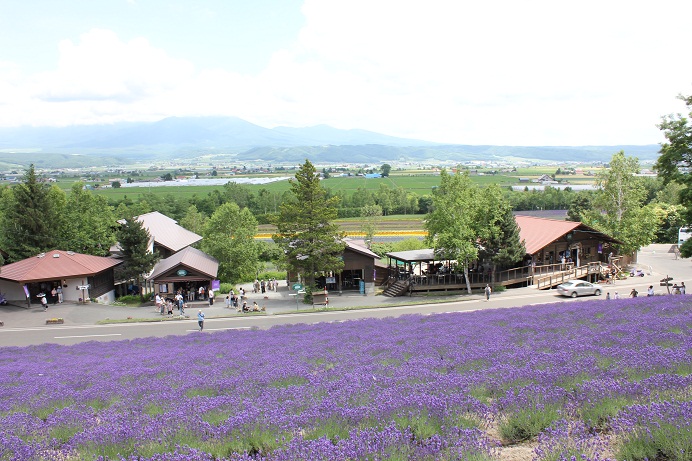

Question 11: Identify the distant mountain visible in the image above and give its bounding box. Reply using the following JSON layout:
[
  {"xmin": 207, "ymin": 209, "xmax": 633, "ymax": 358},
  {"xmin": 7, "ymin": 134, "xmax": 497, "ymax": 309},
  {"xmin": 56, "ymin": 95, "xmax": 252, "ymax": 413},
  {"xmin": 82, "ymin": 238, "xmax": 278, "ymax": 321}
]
[{"xmin": 0, "ymin": 116, "xmax": 661, "ymax": 168}]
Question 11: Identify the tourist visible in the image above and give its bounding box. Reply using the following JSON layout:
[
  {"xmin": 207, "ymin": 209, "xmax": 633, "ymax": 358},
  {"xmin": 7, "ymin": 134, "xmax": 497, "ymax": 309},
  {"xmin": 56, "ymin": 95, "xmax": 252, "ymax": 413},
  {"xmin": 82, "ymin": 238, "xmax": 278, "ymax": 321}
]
[
  {"xmin": 484, "ymin": 284, "xmax": 491, "ymax": 301},
  {"xmin": 155, "ymin": 293, "xmax": 163, "ymax": 315},
  {"xmin": 197, "ymin": 310, "xmax": 205, "ymax": 331}
]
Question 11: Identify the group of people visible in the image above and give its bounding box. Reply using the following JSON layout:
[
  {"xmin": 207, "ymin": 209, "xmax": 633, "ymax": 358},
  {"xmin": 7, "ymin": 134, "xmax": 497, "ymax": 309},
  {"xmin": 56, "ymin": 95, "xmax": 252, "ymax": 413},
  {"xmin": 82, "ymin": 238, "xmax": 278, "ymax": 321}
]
[
  {"xmin": 605, "ymin": 281, "xmax": 685, "ymax": 299},
  {"xmin": 222, "ymin": 287, "xmax": 265, "ymax": 312},
  {"xmin": 253, "ymin": 278, "xmax": 279, "ymax": 294},
  {"xmin": 155, "ymin": 289, "xmax": 188, "ymax": 316}
]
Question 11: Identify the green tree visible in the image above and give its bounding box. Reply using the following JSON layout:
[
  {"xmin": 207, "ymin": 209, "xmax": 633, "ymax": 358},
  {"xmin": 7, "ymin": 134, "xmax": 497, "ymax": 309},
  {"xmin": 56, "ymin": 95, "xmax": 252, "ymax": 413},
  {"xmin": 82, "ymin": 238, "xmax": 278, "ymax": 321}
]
[
  {"xmin": 425, "ymin": 170, "xmax": 484, "ymax": 293},
  {"xmin": 273, "ymin": 159, "xmax": 345, "ymax": 288},
  {"xmin": 116, "ymin": 217, "xmax": 160, "ymax": 302},
  {"xmin": 179, "ymin": 205, "xmax": 207, "ymax": 239},
  {"xmin": 0, "ymin": 164, "xmax": 64, "ymax": 262},
  {"xmin": 583, "ymin": 151, "xmax": 659, "ymax": 255},
  {"xmin": 567, "ymin": 191, "xmax": 593, "ymax": 222},
  {"xmin": 656, "ymin": 93, "xmax": 692, "ymax": 224},
  {"xmin": 360, "ymin": 204, "xmax": 383, "ymax": 248},
  {"xmin": 381, "ymin": 163, "xmax": 392, "ymax": 177},
  {"xmin": 201, "ymin": 202, "xmax": 260, "ymax": 283},
  {"xmin": 478, "ymin": 187, "xmax": 526, "ymax": 273},
  {"xmin": 59, "ymin": 183, "xmax": 117, "ymax": 256}
]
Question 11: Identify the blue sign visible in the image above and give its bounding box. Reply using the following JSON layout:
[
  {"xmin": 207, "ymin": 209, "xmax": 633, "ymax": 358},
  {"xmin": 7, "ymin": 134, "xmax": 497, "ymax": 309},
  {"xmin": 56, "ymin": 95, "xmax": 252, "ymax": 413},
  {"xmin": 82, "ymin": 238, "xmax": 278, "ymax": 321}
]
[{"xmin": 359, "ymin": 280, "xmax": 365, "ymax": 294}]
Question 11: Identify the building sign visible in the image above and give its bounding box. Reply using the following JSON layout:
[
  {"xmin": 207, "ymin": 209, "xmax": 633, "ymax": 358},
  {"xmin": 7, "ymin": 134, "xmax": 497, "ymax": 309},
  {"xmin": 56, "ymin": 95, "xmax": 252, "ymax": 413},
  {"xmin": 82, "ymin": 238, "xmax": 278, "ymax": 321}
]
[
  {"xmin": 212, "ymin": 279, "xmax": 220, "ymax": 290},
  {"xmin": 177, "ymin": 269, "xmax": 188, "ymax": 276}
]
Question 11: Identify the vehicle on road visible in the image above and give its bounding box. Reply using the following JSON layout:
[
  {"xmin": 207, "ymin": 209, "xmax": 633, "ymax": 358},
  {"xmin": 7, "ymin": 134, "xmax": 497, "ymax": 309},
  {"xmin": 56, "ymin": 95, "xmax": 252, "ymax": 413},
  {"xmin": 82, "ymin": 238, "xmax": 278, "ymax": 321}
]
[{"xmin": 556, "ymin": 280, "xmax": 603, "ymax": 298}]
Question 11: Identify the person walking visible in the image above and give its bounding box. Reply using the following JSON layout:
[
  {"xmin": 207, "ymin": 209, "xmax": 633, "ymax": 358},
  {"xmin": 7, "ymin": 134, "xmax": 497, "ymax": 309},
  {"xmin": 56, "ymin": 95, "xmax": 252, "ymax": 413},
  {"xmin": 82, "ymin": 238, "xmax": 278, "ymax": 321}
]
[
  {"xmin": 56, "ymin": 285, "xmax": 63, "ymax": 303},
  {"xmin": 175, "ymin": 291, "xmax": 184, "ymax": 315},
  {"xmin": 208, "ymin": 288, "xmax": 215, "ymax": 306},
  {"xmin": 51, "ymin": 287, "xmax": 58, "ymax": 304},
  {"xmin": 155, "ymin": 293, "xmax": 163, "ymax": 315},
  {"xmin": 484, "ymin": 284, "xmax": 492, "ymax": 301},
  {"xmin": 198, "ymin": 286, "xmax": 205, "ymax": 301},
  {"xmin": 197, "ymin": 310, "xmax": 205, "ymax": 331},
  {"xmin": 630, "ymin": 288, "xmax": 638, "ymax": 298},
  {"xmin": 40, "ymin": 293, "xmax": 48, "ymax": 311},
  {"xmin": 681, "ymin": 282, "xmax": 686, "ymax": 294}
]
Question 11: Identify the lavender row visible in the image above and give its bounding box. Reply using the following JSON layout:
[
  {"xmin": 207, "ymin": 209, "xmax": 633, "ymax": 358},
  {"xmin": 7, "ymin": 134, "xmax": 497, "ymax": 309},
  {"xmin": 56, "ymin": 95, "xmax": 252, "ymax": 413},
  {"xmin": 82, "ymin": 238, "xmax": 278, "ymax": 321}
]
[{"xmin": 1, "ymin": 296, "xmax": 690, "ymax": 460}]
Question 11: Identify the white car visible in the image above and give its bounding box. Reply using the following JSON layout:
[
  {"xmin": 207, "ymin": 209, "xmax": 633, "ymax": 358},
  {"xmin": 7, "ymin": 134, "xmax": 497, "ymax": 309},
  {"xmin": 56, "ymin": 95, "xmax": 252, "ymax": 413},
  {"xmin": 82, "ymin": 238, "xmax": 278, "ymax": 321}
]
[{"xmin": 556, "ymin": 280, "xmax": 603, "ymax": 298}]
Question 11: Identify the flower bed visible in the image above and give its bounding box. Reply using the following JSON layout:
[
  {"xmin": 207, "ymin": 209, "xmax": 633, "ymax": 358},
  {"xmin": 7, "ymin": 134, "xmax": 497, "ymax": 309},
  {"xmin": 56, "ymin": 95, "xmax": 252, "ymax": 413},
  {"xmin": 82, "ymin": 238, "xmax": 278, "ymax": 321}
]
[
  {"xmin": 45, "ymin": 317, "xmax": 64, "ymax": 324},
  {"xmin": 0, "ymin": 296, "xmax": 690, "ymax": 460}
]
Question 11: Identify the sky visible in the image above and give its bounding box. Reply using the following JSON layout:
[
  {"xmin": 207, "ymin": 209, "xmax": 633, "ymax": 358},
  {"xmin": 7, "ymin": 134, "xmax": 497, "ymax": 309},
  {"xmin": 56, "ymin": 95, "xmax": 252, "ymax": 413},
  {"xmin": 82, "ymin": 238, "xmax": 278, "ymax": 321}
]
[{"xmin": 1, "ymin": 0, "xmax": 691, "ymax": 146}]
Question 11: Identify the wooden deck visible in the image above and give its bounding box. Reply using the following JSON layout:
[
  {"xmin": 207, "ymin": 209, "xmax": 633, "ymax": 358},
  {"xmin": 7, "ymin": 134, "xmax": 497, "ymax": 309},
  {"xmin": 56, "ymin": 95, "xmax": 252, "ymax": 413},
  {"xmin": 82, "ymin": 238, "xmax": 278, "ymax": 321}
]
[{"xmin": 391, "ymin": 261, "xmax": 611, "ymax": 295}]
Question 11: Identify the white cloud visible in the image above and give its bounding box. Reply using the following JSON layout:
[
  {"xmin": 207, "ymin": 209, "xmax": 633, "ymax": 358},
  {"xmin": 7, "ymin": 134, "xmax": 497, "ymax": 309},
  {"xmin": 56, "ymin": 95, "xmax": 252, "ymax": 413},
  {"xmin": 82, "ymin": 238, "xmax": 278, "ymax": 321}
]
[{"xmin": 1, "ymin": 1, "xmax": 692, "ymax": 145}]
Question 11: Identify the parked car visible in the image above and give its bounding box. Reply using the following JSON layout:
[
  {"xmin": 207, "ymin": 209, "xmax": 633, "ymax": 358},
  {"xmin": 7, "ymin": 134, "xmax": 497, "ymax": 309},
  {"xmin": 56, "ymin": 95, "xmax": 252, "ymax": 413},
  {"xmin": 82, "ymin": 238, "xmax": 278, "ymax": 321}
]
[{"xmin": 556, "ymin": 280, "xmax": 603, "ymax": 298}]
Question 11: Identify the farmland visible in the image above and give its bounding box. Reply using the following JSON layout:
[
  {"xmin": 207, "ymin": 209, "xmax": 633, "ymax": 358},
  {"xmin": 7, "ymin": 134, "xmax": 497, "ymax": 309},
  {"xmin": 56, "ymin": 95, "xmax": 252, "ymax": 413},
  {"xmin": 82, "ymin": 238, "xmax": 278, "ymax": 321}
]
[
  {"xmin": 1, "ymin": 296, "xmax": 690, "ymax": 460},
  {"xmin": 51, "ymin": 166, "xmax": 601, "ymax": 203}
]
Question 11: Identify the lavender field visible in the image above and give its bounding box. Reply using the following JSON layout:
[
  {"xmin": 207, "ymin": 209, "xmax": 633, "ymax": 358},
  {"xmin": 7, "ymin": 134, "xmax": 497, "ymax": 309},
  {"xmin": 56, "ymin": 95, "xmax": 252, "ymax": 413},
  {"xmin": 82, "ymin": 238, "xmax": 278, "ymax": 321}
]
[{"xmin": 1, "ymin": 296, "xmax": 691, "ymax": 461}]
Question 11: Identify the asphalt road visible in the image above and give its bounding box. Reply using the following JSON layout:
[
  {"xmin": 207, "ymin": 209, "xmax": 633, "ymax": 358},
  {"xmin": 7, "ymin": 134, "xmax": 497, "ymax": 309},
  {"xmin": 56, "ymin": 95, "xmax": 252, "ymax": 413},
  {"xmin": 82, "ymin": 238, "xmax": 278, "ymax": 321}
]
[{"xmin": 0, "ymin": 244, "xmax": 687, "ymax": 348}]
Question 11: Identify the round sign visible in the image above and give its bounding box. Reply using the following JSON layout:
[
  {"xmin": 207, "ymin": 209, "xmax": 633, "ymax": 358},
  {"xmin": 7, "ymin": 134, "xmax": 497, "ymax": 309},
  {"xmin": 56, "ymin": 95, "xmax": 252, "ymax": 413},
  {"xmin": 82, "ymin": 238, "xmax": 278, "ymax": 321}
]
[
  {"xmin": 177, "ymin": 269, "xmax": 188, "ymax": 276},
  {"xmin": 292, "ymin": 283, "xmax": 303, "ymax": 291}
]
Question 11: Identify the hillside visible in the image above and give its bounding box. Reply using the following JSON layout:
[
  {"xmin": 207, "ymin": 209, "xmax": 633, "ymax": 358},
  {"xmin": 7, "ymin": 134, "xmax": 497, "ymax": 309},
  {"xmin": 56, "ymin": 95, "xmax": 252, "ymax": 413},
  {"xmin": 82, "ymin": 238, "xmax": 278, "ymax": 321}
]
[{"xmin": 0, "ymin": 116, "xmax": 660, "ymax": 168}]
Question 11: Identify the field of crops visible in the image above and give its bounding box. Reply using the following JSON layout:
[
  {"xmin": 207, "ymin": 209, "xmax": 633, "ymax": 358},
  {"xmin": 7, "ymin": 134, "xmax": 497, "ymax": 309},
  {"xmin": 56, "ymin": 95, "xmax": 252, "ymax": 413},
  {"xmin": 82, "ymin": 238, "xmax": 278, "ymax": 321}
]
[
  {"xmin": 76, "ymin": 169, "xmax": 596, "ymax": 202},
  {"xmin": 2, "ymin": 296, "xmax": 689, "ymax": 461}
]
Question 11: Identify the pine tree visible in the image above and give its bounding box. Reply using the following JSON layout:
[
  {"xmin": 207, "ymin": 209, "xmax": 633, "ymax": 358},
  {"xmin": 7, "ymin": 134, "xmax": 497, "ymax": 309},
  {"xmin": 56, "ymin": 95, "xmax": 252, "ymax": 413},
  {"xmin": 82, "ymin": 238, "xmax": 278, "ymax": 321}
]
[
  {"xmin": 273, "ymin": 160, "xmax": 345, "ymax": 288},
  {"xmin": 479, "ymin": 203, "xmax": 526, "ymax": 273},
  {"xmin": 0, "ymin": 164, "xmax": 63, "ymax": 262},
  {"xmin": 116, "ymin": 217, "xmax": 160, "ymax": 302}
]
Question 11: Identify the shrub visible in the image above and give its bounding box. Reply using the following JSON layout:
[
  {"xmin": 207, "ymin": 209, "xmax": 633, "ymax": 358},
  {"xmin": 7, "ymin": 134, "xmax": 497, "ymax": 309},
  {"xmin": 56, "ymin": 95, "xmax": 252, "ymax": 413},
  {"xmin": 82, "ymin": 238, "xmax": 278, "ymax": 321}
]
[{"xmin": 115, "ymin": 295, "xmax": 144, "ymax": 305}]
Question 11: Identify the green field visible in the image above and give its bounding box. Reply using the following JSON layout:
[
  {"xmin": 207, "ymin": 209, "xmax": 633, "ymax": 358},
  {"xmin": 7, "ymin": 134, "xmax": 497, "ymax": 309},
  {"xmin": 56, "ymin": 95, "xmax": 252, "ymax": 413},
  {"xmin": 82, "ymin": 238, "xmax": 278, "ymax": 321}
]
[{"xmin": 52, "ymin": 167, "xmax": 597, "ymax": 202}]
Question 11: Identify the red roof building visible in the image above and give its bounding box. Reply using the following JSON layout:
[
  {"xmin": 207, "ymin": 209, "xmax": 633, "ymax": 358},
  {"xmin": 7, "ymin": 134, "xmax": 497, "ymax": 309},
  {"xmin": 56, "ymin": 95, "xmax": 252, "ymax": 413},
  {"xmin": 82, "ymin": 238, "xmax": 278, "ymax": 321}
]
[{"xmin": 0, "ymin": 250, "xmax": 122, "ymax": 305}]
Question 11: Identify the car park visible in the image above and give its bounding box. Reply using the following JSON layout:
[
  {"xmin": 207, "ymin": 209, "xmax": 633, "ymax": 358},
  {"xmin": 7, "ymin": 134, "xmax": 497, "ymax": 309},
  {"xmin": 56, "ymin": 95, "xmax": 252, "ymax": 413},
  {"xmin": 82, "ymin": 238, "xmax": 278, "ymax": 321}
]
[{"xmin": 556, "ymin": 280, "xmax": 603, "ymax": 298}]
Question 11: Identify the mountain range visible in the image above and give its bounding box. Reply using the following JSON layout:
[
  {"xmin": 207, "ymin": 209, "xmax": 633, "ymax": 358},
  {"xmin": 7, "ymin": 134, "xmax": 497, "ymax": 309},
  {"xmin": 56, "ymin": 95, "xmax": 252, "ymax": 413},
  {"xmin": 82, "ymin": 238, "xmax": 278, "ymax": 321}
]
[{"xmin": 0, "ymin": 116, "xmax": 660, "ymax": 168}]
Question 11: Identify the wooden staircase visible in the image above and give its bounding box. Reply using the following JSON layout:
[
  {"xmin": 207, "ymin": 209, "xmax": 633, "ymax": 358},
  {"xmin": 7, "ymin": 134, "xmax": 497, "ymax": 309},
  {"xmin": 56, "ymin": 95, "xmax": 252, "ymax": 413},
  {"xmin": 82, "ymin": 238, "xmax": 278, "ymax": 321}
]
[{"xmin": 383, "ymin": 279, "xmax": 409, "ymax": 297}]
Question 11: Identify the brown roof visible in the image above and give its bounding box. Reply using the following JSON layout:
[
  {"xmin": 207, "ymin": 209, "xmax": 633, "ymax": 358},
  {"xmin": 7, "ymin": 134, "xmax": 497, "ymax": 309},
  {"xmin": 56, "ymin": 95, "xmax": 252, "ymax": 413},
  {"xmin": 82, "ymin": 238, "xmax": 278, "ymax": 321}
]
[
  {"xmin": 515, "ymin": 215, "xmax": 582, "ymax": 255},
  {"xmin": 344, "ymin": 239, "xmax": 379, "ymax": 259},
  {"xmin": 387, "ymin": 216, "xmax": 618, "ymax": 262},
  {"xmin": 0, "ymin": 250, "xmax": 122, "ymax": 283},
  {"xmin": 148, "ymin": 246, "xmax": 219, "ymax": 280},
  {"xmin": 125, "ymin": 211, "xmax": 202, "ymax": 253}
]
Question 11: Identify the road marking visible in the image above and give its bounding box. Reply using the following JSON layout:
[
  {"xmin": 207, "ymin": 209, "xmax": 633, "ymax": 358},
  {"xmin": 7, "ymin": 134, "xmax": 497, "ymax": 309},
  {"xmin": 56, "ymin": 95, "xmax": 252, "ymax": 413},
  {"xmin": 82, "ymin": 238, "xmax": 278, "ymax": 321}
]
[{"xmin": 54, "ymin": 333, "xmax": 122, "ymax": 339}]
